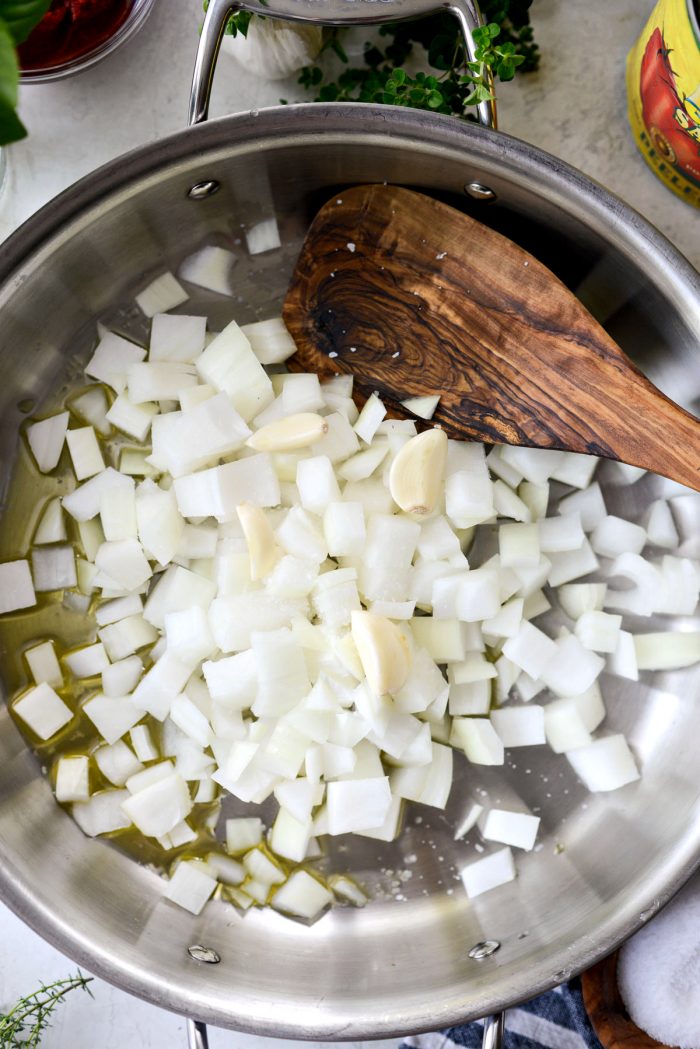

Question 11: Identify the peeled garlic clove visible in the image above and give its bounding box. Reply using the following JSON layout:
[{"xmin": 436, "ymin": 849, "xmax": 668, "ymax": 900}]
[
  {"xmin": 236, "ymin": 503, "xmax": 280, "ymax": 580},
  {"xmin": 389, "ymin": 427, "xmax": 448, "ymax": 514},
  {"xmin": 351, "ymin": 610, "xmax": 412, "ymax": 696},
  {"xmin": 247, "ymin": 413, "xmax": 328, "ymax": 452}
]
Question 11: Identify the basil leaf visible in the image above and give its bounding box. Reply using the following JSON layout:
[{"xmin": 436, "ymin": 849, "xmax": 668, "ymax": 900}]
[
  {"xmin": 0, "ymin": 0, "xmax": 52, "ymax": 46},
  {"xmin": 0, "ymin": 18, "xmax": 26, "ymax": 144}
]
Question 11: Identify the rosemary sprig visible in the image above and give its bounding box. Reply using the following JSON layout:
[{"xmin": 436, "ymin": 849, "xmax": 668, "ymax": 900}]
[{"xmin": 0, "ymin": 972, "xmax": 93, "ymax": 1048}]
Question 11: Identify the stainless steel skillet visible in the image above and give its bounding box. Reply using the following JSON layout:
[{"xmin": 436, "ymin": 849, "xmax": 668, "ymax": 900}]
[{"xmin": 0, "ymin": 1, "xmax": 700, "ymax": 1046}]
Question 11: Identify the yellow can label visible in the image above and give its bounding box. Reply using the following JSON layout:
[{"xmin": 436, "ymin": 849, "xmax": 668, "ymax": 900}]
[{"xmin": 627, "ymin": 0, "xmax": 700, "ymax": 207}]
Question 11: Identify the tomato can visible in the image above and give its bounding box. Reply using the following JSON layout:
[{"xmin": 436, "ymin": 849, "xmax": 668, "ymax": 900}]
[{"xmin": 627, "ymin": 0, "xmax": 700, "ymax": 207}]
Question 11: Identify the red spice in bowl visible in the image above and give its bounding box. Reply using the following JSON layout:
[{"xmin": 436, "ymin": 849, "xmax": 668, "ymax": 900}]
[{"xmin": 18, "ymin": 0, "xmax": 153, "ymax": 79}]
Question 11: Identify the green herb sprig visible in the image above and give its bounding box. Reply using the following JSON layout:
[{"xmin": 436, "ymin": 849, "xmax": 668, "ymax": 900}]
[
  {"xmin": 298, "ymin": 0, "xmax": 538, "ymax": 117},
  {"xmin": 0, "ymin": 972, "xmax": 93, "ymax": 1048}
]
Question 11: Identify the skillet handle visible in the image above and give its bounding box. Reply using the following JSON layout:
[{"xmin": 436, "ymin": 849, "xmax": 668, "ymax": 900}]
[
  {"xmin": 189, "ymin": 0, "xmax": 496, "ymax": 128},
  {"xmin": 482, "ymin": 1012, "xmax": 505, "ymax": 1048},
  {"xmin": 185, "ymin": 1014, "xmax": 503, "ymax": 1046},
  {"xmin": 187, "ymin": 1019, "xmax": 209, "ymax": 1049}
]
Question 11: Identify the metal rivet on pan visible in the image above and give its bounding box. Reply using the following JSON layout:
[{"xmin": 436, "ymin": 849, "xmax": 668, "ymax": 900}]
[
  {"xmin": 464, "ymin": 182, "xmax": 497, "ymax": 202},
  {"xmin": 468, "ymin": 940, "xmax": 501, "ymax": 960},
  {"xmin": 188, "ymin": 944, "xmax": 221, "ymax": 964},
  {"xmin": 187, "ymin": 180, "xmax": 221, "ymax": 200}
]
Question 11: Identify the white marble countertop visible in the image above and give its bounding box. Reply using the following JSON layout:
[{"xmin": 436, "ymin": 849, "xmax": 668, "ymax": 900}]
[{"xmin": 0, "ymin": 1, "xmax": 698, "ymax": 1047}]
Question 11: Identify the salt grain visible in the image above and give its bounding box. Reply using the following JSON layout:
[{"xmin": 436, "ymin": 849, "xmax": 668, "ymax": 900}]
[{"xmin": 618, "ymin": 874, "xmax": 700, "ymax": 1049}]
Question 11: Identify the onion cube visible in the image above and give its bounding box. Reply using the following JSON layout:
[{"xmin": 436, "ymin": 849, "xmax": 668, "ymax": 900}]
[
  {"xmin": 206, "ymin": 852, "xmax": 245, "ymax": 885},
  {"xmin": 14, "ymin": 683, "xmax": 73, "ymax": 740},
  {"xmin": 152, "ymin": 394, "xmax": 251, "ymax": 478},
  {"xmin": 150, "ymin": 313, "xmax": 207, "ymax": 362},
  {"xmin": 575, "ymin": 610, "xmax": 622, "ymax": 653},
  {"xmin": 165, "ymin": 606, "xmax": 215, "ymax": 667},
  {"xmin": 643, "ymin": 499, "xmax": 678, "ymax": 549},
  {"xmin": 180, "ymin": 246, "xmax": 236, "ymax": 296},
  {"xmin": 170, "ymin": 693, "xmax": 212, "ymax": 748},
  {"xmin": 501, "ymin": 446, "xmax": 563, "ymax": 485},
  {"xmin": 195, "ymin": 321, "xmax": 273, "ymax": 421},
  {"xmin": 95, "ymin": 539, "xmax": 151, "ymax": 592},
  {"xmin": 451, "ymin": 719, "xmax": 504, "ymax": 765},
  {"xmin": 0, "ymin": 560, "xmax": 36, "ymax": 614},
  {"xmin": 538, "ymin": 513, "xmax": 585, "ymax": 553},
  {"xmin": 445, "ymin": 470, "xmax": 494, "ymax": 527},
  {"xmin": 326, "ymin": 777, "xmax": 392, "ymax": 834},
  {"xmin": 209, "ymin": 592, "xmax": 307, "ymax": 652},
  {"xmin": 246, "ymin": 217, "xmax": 281, "ymax": 256},
  {"xmin": 491, "ymin": 706, "xmax": 545, "ymax": 747},
  {"xmin": 499, "ymin": 523, "xmax": 540, "ymax": 569},
  {"xmin": 100, "ymin": 485, "xmax": 138, "ymax": 542},
  {"xmin": 243, "ymin": 849, "xmax": 285, "ymax": 887},
  {"xmin": 544, "ymin": 695, "xmax": 597, "ymax": 753},
  {"xmin": 280, "ymin": 373, "xmax": 324, "ymax": 413},
  {"xmin": 83, "ymin": 694, "xmax": 142, "ymax": 744},
  {"xmin": 390, "ymin": 742, "xmax": 453, "ymax": 807},
  {"xmin": 241, "ymin": 318, "xmax": 297, "ymax": 365},
  {"xmin": 274, "ymin": 779, "xmax": 323, "ymax": 824},
  {"xmin": 31, "ymin": 545, "xmax": 76, "ymax": 593},
  {"xmin": 482, "ymin": 597, "xmax": 523, "ymax": 640},
  {"xmin": 64, "ymin": 642, "xmax": 110, "ymax": 678},
  {"xmin": 174, "ymin": 455, "xmax": 280, "ymax": 521},
  {"xmin": 567, "ymin": 734, "xmax": 640, "ymax": 792},
  {"xmin": 121, "ymin": 771, "xmax": 192, "ymax": 837},
  {"xmin": 503, "ymin": 622, "xmax": 557, "ymax": 679},
  {"xmin": 105, "ymin": 396, "xmax": 158, "ymax": 442},
  {"xmin": 338, "ymin": 445, "xmax": 389, "ymax": 483},
  {"xmin": 270, "ymin": 808, "xmax": 312, "ymax": 863},
  {"xmin": 354, "ymin": 393, "xmax": 387, "ymax": 444},
  {"xmin": 63, "ymin": 467, "xmax": 134, "ymax": 523},
  {"xmin": 203, "ymin": 650, "xmax": 257, "ymax": 708},
  {"xmin": 272, "ymin": 870, "xmax": 332, "ymax": 922},
  {"xmin": 550, "ymin": 451, "xmax": 598, "ymax": 489},
  {"xmin": 311, "ymin": 412, "xmax": 360, "ymax": 463},
  {"xmin": 55, "ymin": 755, "xmax": 90, "ymax": 802},
  {"xmin": 453, "ymin": 568, "xmax": 500, "ymax": 622},
  {"xmin": 634, "ymin": 631, "xmax": 700, "ymax": 671},
  {"xmin": 130, "ymin": 723, "xmax": 159, "ymax": 762},
  {"xmin": 226, "ymin": 817, "xmax": 263, "ymax": 854},
  {"xmin": 94, "ymin": 740, "xmax": 144, "ymax": 786},
  {"xmin": 481, "ymin": 809, "xmax": 540, "ymax": 851},
  {"xmin": 460, "ymin": 846, "xmax": 516, "ymax": 898},
  {"xmin": 136, "ymin": 273, "xmax": 188, "ymax": 316},
  {"xmin": 26, "ymin": 412, "xmax": 69, "ymax": 473},
  {"xmin": 143, "ymin": 565, "xmax": 216, "ymax": 629},
  {"xmin": 164, "ymin": 860, "xmax": 217, "ymax": 915},
  {"xmin": 85, "ymin": 333, "xmax": 146, "ymax": 394},
  {"xmin": 591, "ymin": 515, "xmax": 646, "ymax": 558},
  {"xmin": 321, "ymin": 502, "xmax": 365, "ymax": 559},
  {"xmin": 99, "ymin": 614, "xmax": 158, "ymax": 661},
  {"xmin": 454, "ymin": 802, "xmax": 484, "ymax": 840},
  {"xmin": 73, "ymin": 789, "xmax": 132, "ymax": 836},
  {"xmin": 448, "ymin": 680, "xmax": 491, "ymax": 716},
  {"xmin": 296, "ymin": 456, "xmax": 340, "ymax": 514},
  {"xmin": 34, "ymin": 498, "xmax": 67, "ymax": 545},
  {"xmin": 25, "ymin": 641, "xmax": 63, "ymax": 688},
  {"xmin": 607, "ymin": 630, "xmax": 639, "ymax": 681},
  {"xmin": 547, "ymin": 540, "xmax": 599, "ymax": 587},
  {"xmin": 252, "ymin": 628, "xmax": 310, "ymax": 717},
  {"xmin": 132, "ymin": 652, "xmax": 192, "ymax": 720},
  {"xmin": 558, "ymin": 583, "xmax": 606, "ymax": 620},
  {"xmin": 541, "ymin": 635, "xmax": 604, "ymax": 697},
  {"xmin": 558, "ymin": 482, "xmax": 607, "ymax": 532},
  {"xmin": 66, "ymin": 426, "xmax": 105, "ymax": 480},
  {"xmin": 410, "ymin": 618, "xmax": 465, "ymax": 662}
]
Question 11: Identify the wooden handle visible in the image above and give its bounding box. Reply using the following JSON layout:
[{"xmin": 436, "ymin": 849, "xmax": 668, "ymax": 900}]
[
  {"xmin": 581, "ymin": 953, "xmax": 674, "ymax": 1049},
  {"xmin": 284, "ymin": 186, "xmax": 700, "ymax": 491}
]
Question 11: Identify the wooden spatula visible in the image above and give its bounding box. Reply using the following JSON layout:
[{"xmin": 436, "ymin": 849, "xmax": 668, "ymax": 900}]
[{"xmin": 283, "ymin": 184, "xmax": 700, "ymax": 491}]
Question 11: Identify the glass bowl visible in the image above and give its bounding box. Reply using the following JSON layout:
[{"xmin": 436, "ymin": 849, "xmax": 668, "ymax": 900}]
[{"xmin": 19, "ymin": 0, "xmax": 157, "ymax": 84}]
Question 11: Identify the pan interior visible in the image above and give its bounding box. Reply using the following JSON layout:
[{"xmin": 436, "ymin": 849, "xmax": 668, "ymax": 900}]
[{"xmin": 0, "ymin": 108, "xmax": 699, "ymax": 1038}]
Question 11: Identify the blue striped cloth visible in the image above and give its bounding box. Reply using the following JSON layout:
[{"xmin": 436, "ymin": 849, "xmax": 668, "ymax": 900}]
[{"xmin": 401, "ymin": 981, "xmax": 603, "ymax": 1049}]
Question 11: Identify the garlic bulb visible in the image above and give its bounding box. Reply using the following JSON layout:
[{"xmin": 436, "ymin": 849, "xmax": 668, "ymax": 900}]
[{"xmin": 222, "ymin": 17, "xmax": 323, "ymax": 80}]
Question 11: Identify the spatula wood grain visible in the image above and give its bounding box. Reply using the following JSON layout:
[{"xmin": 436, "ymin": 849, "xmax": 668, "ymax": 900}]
[{"xmin": 283, "ymin": 184, "xmax": 700, "ymax": 491}]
